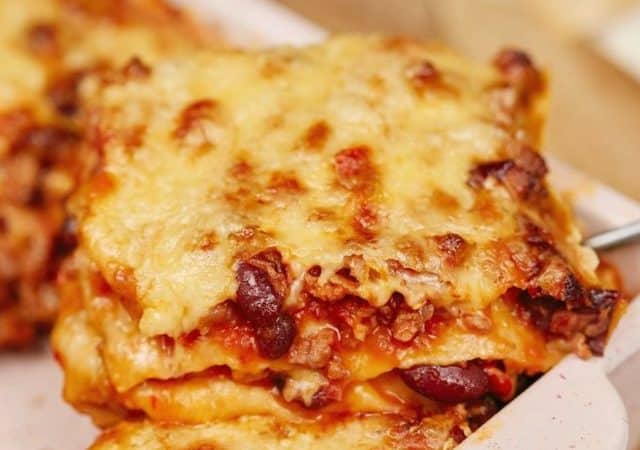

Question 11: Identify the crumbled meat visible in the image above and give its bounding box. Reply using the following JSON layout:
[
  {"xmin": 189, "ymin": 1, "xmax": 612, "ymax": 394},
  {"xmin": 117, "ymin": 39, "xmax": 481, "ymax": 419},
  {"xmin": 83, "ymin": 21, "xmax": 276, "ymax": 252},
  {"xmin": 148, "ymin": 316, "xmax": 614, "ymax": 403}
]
[
  {"xmin": 467, "ymin": 160, "xmax": 514, "ymax": 190},
  {"xmin": 377, "ymin": 292, "xmax": 404, "ymax": 326},
  {"xmin": 549, "ymin": 310, "xmax": 597, "ymax": 338},
  {"xmin": 326, "ymin": 355, "xmax": 350, "ymax": 380},
  {"xmin": 587, "ymin": 288, "xmax": 619, "ymax": 309},
  {"xmin": 307, "ymin": 383, "xmax": 342, "ymax": 409},
  {"xmin": 493, "ymin": 48, "xmax": 542, "ymax": 95},
  {"xmin": 461, "ymin": 311, "xmax": 493, "ymax": 333},
  {"xmin": 468, "ymin": 144, "xmax": 547, "ymax": 200},
  {"xmin": 534, "ymin": 262, "xmax": 583, "ymax": 306},
  {"xmin": 288, "ymin": 326, "xmax": 337, "ymax": 369},
  {"xmin": 435, "ymin": 233, "xmax": 468, "ymax": 266},
  {"xmin": 406, "ymin": 59, "xmax": 441, "ymax": 94},
  {"xmin": 466, "ymin": 395, "xmax": 500, "ymax": 431},
  {"xmin": 391, "ymin": 304, "xmax": 434, "ymax": 342},
  {"xmin": 327, "ymin": 296, "xmax": 376, "ymax": 342},
  {"xmin": 281, "ymin": 369, "xmax": 330, "ymax": 407}
]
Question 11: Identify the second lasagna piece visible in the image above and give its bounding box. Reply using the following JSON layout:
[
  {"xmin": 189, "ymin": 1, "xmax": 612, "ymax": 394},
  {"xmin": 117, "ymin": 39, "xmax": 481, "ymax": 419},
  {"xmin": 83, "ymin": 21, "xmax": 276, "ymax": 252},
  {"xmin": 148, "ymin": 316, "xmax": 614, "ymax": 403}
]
[
  {"xmin": 54, "ymin": 35, "xmax": 623, "ymax": 449},
  {"xmin": 0, "ymin": 0, "xmax": 220, "ymax": 349}
]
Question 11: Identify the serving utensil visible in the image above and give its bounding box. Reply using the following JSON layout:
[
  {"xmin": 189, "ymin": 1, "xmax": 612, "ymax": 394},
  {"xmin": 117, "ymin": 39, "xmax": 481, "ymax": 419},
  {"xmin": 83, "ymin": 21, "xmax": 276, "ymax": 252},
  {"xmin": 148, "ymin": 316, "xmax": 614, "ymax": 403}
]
[{"xmin": 584, "ymin": 220, "xmax": 640, "ymax": 251}]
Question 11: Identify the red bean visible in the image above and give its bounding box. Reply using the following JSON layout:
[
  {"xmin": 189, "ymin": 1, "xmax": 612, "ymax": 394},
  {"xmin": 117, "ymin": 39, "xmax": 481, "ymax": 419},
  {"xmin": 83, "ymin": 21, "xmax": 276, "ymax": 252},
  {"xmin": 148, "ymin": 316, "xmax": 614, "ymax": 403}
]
[
  {"xmin": 400, "ymin": 363, "xmax": 489, "ymax": 403},
  {"xmin": 236, "ymin": 261, "xmax": 282, "ymax": 326},
  {"xmin": 255, "ymin": 313, "xmax": 296, "ymax": 359}
]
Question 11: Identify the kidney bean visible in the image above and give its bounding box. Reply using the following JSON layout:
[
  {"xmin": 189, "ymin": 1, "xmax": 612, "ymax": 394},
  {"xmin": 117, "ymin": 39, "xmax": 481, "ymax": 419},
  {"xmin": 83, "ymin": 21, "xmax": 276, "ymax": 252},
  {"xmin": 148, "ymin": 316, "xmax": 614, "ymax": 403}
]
[
  {"xmin": 255, "ymin": 313, "xmax": 296, "ymax": 359},
  {"xmin": 400, "ymin": 363, "xmax": 489, "ymax": 403},
  {"xmin": 236, "ymin": 261, "xmax": 282, "ymax": 326}
]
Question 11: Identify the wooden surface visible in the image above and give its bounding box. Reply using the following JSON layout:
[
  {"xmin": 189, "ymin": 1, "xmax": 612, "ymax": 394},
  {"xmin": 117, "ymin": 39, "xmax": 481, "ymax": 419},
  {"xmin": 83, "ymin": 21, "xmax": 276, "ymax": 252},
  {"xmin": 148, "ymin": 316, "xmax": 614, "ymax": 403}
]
[{"xmin": 277, "ymin": 0, "xmax": 640, "ymax": 202}]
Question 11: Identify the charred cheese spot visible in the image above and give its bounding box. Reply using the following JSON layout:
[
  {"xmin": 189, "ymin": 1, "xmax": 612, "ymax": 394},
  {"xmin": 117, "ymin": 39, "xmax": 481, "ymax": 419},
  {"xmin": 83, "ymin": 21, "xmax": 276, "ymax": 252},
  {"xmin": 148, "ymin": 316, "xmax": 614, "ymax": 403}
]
[
  {"xmin": 47, "ymin": 70, "xmax": 86, "ymax": 116},
  {"xmin": 267, "ymin": 171, "xmax": 305, "ymax": 195},
  {"xmin": 406, "ymin": 59, "xmax": 440, "ymax": 94},
  {"xmin": 197, "ymin": 231, "xmax": 218, "ymax": 251},
  {"xmin": 121, "ymin": 57, "xmax": 151, "ymax": 80},
  {"xmin": 155, "ymin": 334, "xmax": 176, "ymax": 355},
  {"xmin": 435, "ymin": 233, "xmax": 468, "ymax": 266},
  {"xmin": 333, "ymin": 146, "xmax": 376, "ymax": 193},
  {"xmin": 87, "ymin": 170, "xmax": 116, "ymax": 200},
  {"xmin": 25, "ymin": 22, "xmax": 59, "ymax": 58},
  {"xmin": 303, "ymin": 120, "xmax": 330, "ymax": 150},
  {"xmin": 120, "ymin": 125, "xmax": 146, "ymax": 152},
  {"xmin": 352, "ymin": 201, "xmax": 378, "ymax": 242},
  {"xmin": 429, "ymin": 189, "xmax": 460, "ymax": 213},
  {"xmin": 173, "ymin": 99, "xmax": 219, "ymax": 147},
  {"xmin": 308, "ymin": 208, "xmax": 336, "ymax": 222},
  {"xmin": 229, "ymin": 159, "xmax": 253, "ymax": 179}
]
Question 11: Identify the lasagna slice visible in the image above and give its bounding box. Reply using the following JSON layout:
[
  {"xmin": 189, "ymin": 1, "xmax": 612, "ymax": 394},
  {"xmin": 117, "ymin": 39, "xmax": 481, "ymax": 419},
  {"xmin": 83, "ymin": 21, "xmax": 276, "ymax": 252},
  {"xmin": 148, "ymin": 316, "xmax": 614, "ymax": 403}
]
[
  {"xmin": 53, "ymin": 35, "xmax": 624, "ymax": 449},
  {"xmin": 0, "ymin": 0, "xmax": 219, "ymax": 349}
]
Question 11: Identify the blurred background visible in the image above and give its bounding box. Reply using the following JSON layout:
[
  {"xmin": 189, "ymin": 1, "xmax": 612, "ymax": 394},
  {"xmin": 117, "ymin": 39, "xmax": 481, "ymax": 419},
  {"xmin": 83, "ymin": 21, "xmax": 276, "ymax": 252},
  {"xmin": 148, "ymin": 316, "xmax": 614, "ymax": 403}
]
[{"xmin": 277, "ymin": 0, "xmax": 640, "ymax": 202}]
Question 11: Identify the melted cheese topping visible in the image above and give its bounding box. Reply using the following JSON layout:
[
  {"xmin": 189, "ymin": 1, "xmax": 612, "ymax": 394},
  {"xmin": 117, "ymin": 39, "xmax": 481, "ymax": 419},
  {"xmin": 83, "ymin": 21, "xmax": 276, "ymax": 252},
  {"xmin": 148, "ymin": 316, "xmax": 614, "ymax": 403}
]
[{"xmin": 79, "ymin": 35, "xmax": 596, "ymax": 337}]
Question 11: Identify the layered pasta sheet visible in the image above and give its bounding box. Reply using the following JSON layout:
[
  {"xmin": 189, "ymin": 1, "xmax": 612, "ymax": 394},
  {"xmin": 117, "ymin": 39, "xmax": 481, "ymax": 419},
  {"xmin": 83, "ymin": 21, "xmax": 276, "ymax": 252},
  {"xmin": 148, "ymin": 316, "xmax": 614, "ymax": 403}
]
[{"xmin": 53, "ymin": 35, "xmax": 623, "ymax": 449}]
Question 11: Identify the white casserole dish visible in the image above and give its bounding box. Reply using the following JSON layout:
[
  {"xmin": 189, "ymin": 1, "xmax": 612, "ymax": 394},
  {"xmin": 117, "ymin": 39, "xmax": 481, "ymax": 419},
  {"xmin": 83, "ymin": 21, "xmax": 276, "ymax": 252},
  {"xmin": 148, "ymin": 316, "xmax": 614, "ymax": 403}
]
[{"xmin": 1, "ymin": 1, "xmax": 638, "ymax": 448}]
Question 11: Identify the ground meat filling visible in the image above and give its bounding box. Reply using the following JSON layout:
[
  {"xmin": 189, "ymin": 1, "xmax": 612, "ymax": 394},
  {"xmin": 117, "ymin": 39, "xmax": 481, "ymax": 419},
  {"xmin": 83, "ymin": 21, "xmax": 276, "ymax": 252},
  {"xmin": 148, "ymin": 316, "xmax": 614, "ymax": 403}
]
[
  {"xmin": 467, "ymin": 143, "xmax": 548, "ymax": 201},
  {"xmin": 514, "ymin": 286, "xmax": 619, "ymax": 356}
]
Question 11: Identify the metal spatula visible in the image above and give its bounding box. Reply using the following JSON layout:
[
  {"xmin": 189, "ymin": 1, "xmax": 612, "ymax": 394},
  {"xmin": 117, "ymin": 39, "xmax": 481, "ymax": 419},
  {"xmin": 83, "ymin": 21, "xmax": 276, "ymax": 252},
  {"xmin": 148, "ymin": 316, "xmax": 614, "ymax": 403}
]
[{"xmin": 584, "ymin": 220, "xmax": 640, "ymax": 251}]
